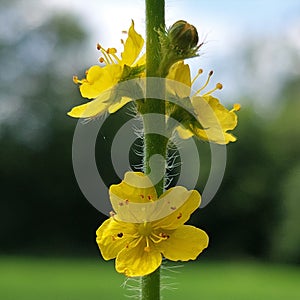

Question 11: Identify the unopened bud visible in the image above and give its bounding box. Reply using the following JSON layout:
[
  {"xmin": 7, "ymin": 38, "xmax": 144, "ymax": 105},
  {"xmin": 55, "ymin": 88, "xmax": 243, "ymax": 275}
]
[{"xmin": 168, "ymin": 20, "xmax": 199, "ymax": 51}]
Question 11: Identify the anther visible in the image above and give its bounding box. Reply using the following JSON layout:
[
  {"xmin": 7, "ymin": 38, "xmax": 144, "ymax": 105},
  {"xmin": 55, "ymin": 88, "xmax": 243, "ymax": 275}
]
[
  {"xmin": 72, "ymin": 76, "xmax": 79, "ymax": 84},
  {"xmin": 233, "ymin": 103, "xmax": 241, "ymax": 111},
  {"xmin": 193, "ymin": 70, "xmax": 214, "ymax": 96},
  {"xmin": 99, "ymin": 57, "xmax": 105, "ymax": 63},
  {"xmin": 191, "ymin": 68, "xmax": 204, "ymax": 85},
  {"xmin": 147, "ymin": 195, "xmax": 153, "ymax": 201},
  {"xmin": 144, "ymin": 237, "xmax": 151, "ymax": 252},
  {"xmin": 107, "ymin": 47, "xmax": 117, "ymax": 54},
  {"xmin": 216, "ymin": 83, "xmax": 223, "ymax": 90},
  {"xmin": 202, "ymin": 83, "xmax": 223, "ymax": 96},
  {"xmin": 96, "ymin": 43, "xmax": 102, "ymax": 50}
]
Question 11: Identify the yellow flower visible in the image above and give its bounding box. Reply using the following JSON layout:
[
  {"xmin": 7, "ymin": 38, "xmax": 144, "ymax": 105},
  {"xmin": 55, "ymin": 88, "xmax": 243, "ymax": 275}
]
[
  {"xmin": 96, "ymin": 172, "xmax": 208, "ymax": 277},
  {"xmin": 167, "ymin": 61, "xmax": 240, "ymax": 144},
  {"xmin": 68, "ymin": 20, "xmax": 145, "ymax": 119}
]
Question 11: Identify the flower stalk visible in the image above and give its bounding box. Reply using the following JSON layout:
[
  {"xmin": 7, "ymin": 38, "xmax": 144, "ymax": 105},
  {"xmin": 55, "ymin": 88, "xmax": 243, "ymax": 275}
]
[{"xmin": 141, "ymin": 0, "xmax": 165, "ymax": 299}]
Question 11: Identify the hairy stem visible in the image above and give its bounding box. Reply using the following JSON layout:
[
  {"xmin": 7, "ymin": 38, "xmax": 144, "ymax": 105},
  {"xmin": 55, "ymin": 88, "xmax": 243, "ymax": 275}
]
[{"xmin": 141, "ymin": 0, "xmax": 165, "ymax": 299}]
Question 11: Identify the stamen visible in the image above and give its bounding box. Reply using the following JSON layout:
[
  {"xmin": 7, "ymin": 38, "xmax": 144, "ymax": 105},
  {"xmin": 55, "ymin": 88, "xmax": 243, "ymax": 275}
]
[
  {"xmin": 111, "ymin": 53, "xmax": 121, "ymax": 63},
  {"xmin": 202, "ymin": 82, "xmax": 223, "ymax": 96},
  {"xmin": 96, "ymin": 43, "xmax": 102, "ymax": 51},
  {"xmin": 232, "ymin": 103, "xmax": 241, "ymax": 112},
  {"xmin": 107, "ymin": 48, "xmax": 117, "ymax": 54},
  {"xmin": 150, "ymin": 232, "xmax": 170, "ymax": 243},
  {"xmin": 73, "ymin": 76, "xmax": 79, "ymax": 84},
  {"xmin": 193, "ymin": 70, "xmax": 214, "ymax": 96},
  {"xmin": 191, "ymin": 68, "xmax": 203, "ymax": 85},
  {"xmin": 100, "ymin": 49, "xmax": 111, "ymax": 65},
  {"xmin": 129, "ymin": 236, "xmax": 143, "ymax": 248},
  {"xmin": 144, "ymin": 237, "xmax": 151, "ymax": 252}
]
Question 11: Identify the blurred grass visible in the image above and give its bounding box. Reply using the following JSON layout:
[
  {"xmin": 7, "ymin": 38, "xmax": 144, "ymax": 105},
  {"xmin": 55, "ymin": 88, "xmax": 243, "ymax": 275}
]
[{"xmin": 0, "ymin": 257, "xmax": 299, "ymax": 300}]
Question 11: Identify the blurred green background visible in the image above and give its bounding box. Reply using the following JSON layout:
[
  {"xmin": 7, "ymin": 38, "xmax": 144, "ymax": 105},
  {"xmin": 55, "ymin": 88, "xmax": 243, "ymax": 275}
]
[{"xmin": 0, "ymin": 0, "xmax": 300, "ymax": 299}]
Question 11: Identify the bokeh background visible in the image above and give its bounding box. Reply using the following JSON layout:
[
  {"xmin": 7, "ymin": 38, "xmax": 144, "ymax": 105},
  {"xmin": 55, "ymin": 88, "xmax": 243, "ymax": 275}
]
[{"xmin": 1, "ymin": 0, "xmax": 300, "ymax": 299}]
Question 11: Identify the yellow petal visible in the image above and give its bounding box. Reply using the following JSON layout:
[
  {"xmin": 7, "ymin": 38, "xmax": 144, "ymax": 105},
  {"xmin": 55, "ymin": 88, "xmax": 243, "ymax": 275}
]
[
  {"xmin": 167, "ymin": 61, "xmax": 191, "ymax": 98},
  {"xmin": 153, "ymin": 188, "xmax": 201, "ymax": 230},
  {"xmin": 108, "ymin": 97, "xmax": 132, "ymax": 114},
  {"xmin": 116, "ymin": 239, "xmax": 162, "ymax": 277},
  {"xmin": 96, "ymin": 218, "xmax": 137, "ymax": 260},
  {"xmin": 157, "ymin": 225, "xmax": 208, "ymax": 261},
  {"xmin": 191, "ymin": 95, "xmax": 238, "ymax": 144},
  {"xmin": 110, "ymin": 172, "xmax": 158, "ymax": 222},
  {"xmin": 134, "ymin": 53, "xmax": 146, "ymax": 66},
  {"xmin": 176, "ymin": 125, "xmax": 194, "ymax": 139},
  {"xmin": 67, "ymin": 91, "xmax": 110, "ymax": 118},
  {"xmin": 79, "ymin": 64, "xmax": 122, "ymax": 99},
  {"xmin": 121, "ymin": 20, "xmax": 144, "ymax": 66},
  {"xmin": 167, "ymin": 61, "xmax": 191, "ymax": 87},
  {"xmin": 110, "ymin": 172, "xmax": 157, "ymax": 204}
]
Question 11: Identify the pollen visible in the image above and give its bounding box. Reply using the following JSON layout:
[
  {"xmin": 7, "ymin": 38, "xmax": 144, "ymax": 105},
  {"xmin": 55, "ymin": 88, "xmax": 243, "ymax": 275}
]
[
  {"xmin": 147, "ymin": 195, "xmax": 153, "ymax": 201},
  {"xmin": 191, "ymin": 68, "xmax": 204, "ymax": 85},
  {"xmin": 72, "ymin": 76, "xmax": 79, "ymax": 84},
  {"xmin": 117, "ymin": 232, "xmax": 123, "ymax": 238},
  {"xmin": 159, "ymin": 232, "xmax": 170, "ymax": 239},
  {"xmin": 233, "ymin": 103, "xmax": 241, "ymax": 111},
  {"xmin": 177, "ymin": 212, "xmax": 183, "ymax": 219},
  {"xmin": 144, "ymin": 246, "xmax": 151, "ymax": 252},
  {"xmin": 216, "ymin": 83, "xmax": 223, "ymax": 90},
  {"xmin": 107, "ymin": 47, "xmax": 117, "ymax": 54}
]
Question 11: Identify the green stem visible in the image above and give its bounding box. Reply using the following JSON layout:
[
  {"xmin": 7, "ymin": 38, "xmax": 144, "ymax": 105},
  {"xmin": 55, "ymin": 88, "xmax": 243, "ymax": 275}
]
[
  {"xmin": 141, "ymin": 0, "xmax": 165, "ymax": 300},
  {"xmin": 143, "ymin": 0, "xmax": 166, "ymax": 193}
]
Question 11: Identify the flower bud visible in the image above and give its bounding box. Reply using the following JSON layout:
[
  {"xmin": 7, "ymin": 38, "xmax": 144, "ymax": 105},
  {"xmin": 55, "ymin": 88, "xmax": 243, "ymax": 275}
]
[{"xmin": 168, "ymin": 20, "xmax": 199, "ymax": 52}]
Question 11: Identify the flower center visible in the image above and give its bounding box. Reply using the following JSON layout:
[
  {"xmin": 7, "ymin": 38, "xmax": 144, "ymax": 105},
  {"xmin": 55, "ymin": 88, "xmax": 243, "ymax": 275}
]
[{"xmin": 138, "ymin": 222, "xmax": 153, "ymax": 237}]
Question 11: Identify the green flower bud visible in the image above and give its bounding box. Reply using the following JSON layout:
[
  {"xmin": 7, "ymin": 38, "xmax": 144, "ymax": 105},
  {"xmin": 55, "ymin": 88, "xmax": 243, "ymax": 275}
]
[{"xmin": 168, "ymin": 20, "xmax": 199, "ymax": 52}]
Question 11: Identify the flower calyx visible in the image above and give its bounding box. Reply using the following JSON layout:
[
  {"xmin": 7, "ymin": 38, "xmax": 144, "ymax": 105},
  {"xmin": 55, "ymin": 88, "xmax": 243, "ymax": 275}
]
[{"xmin": 158, "ymin": 20, "xmax": 202, "ymax": 76}]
